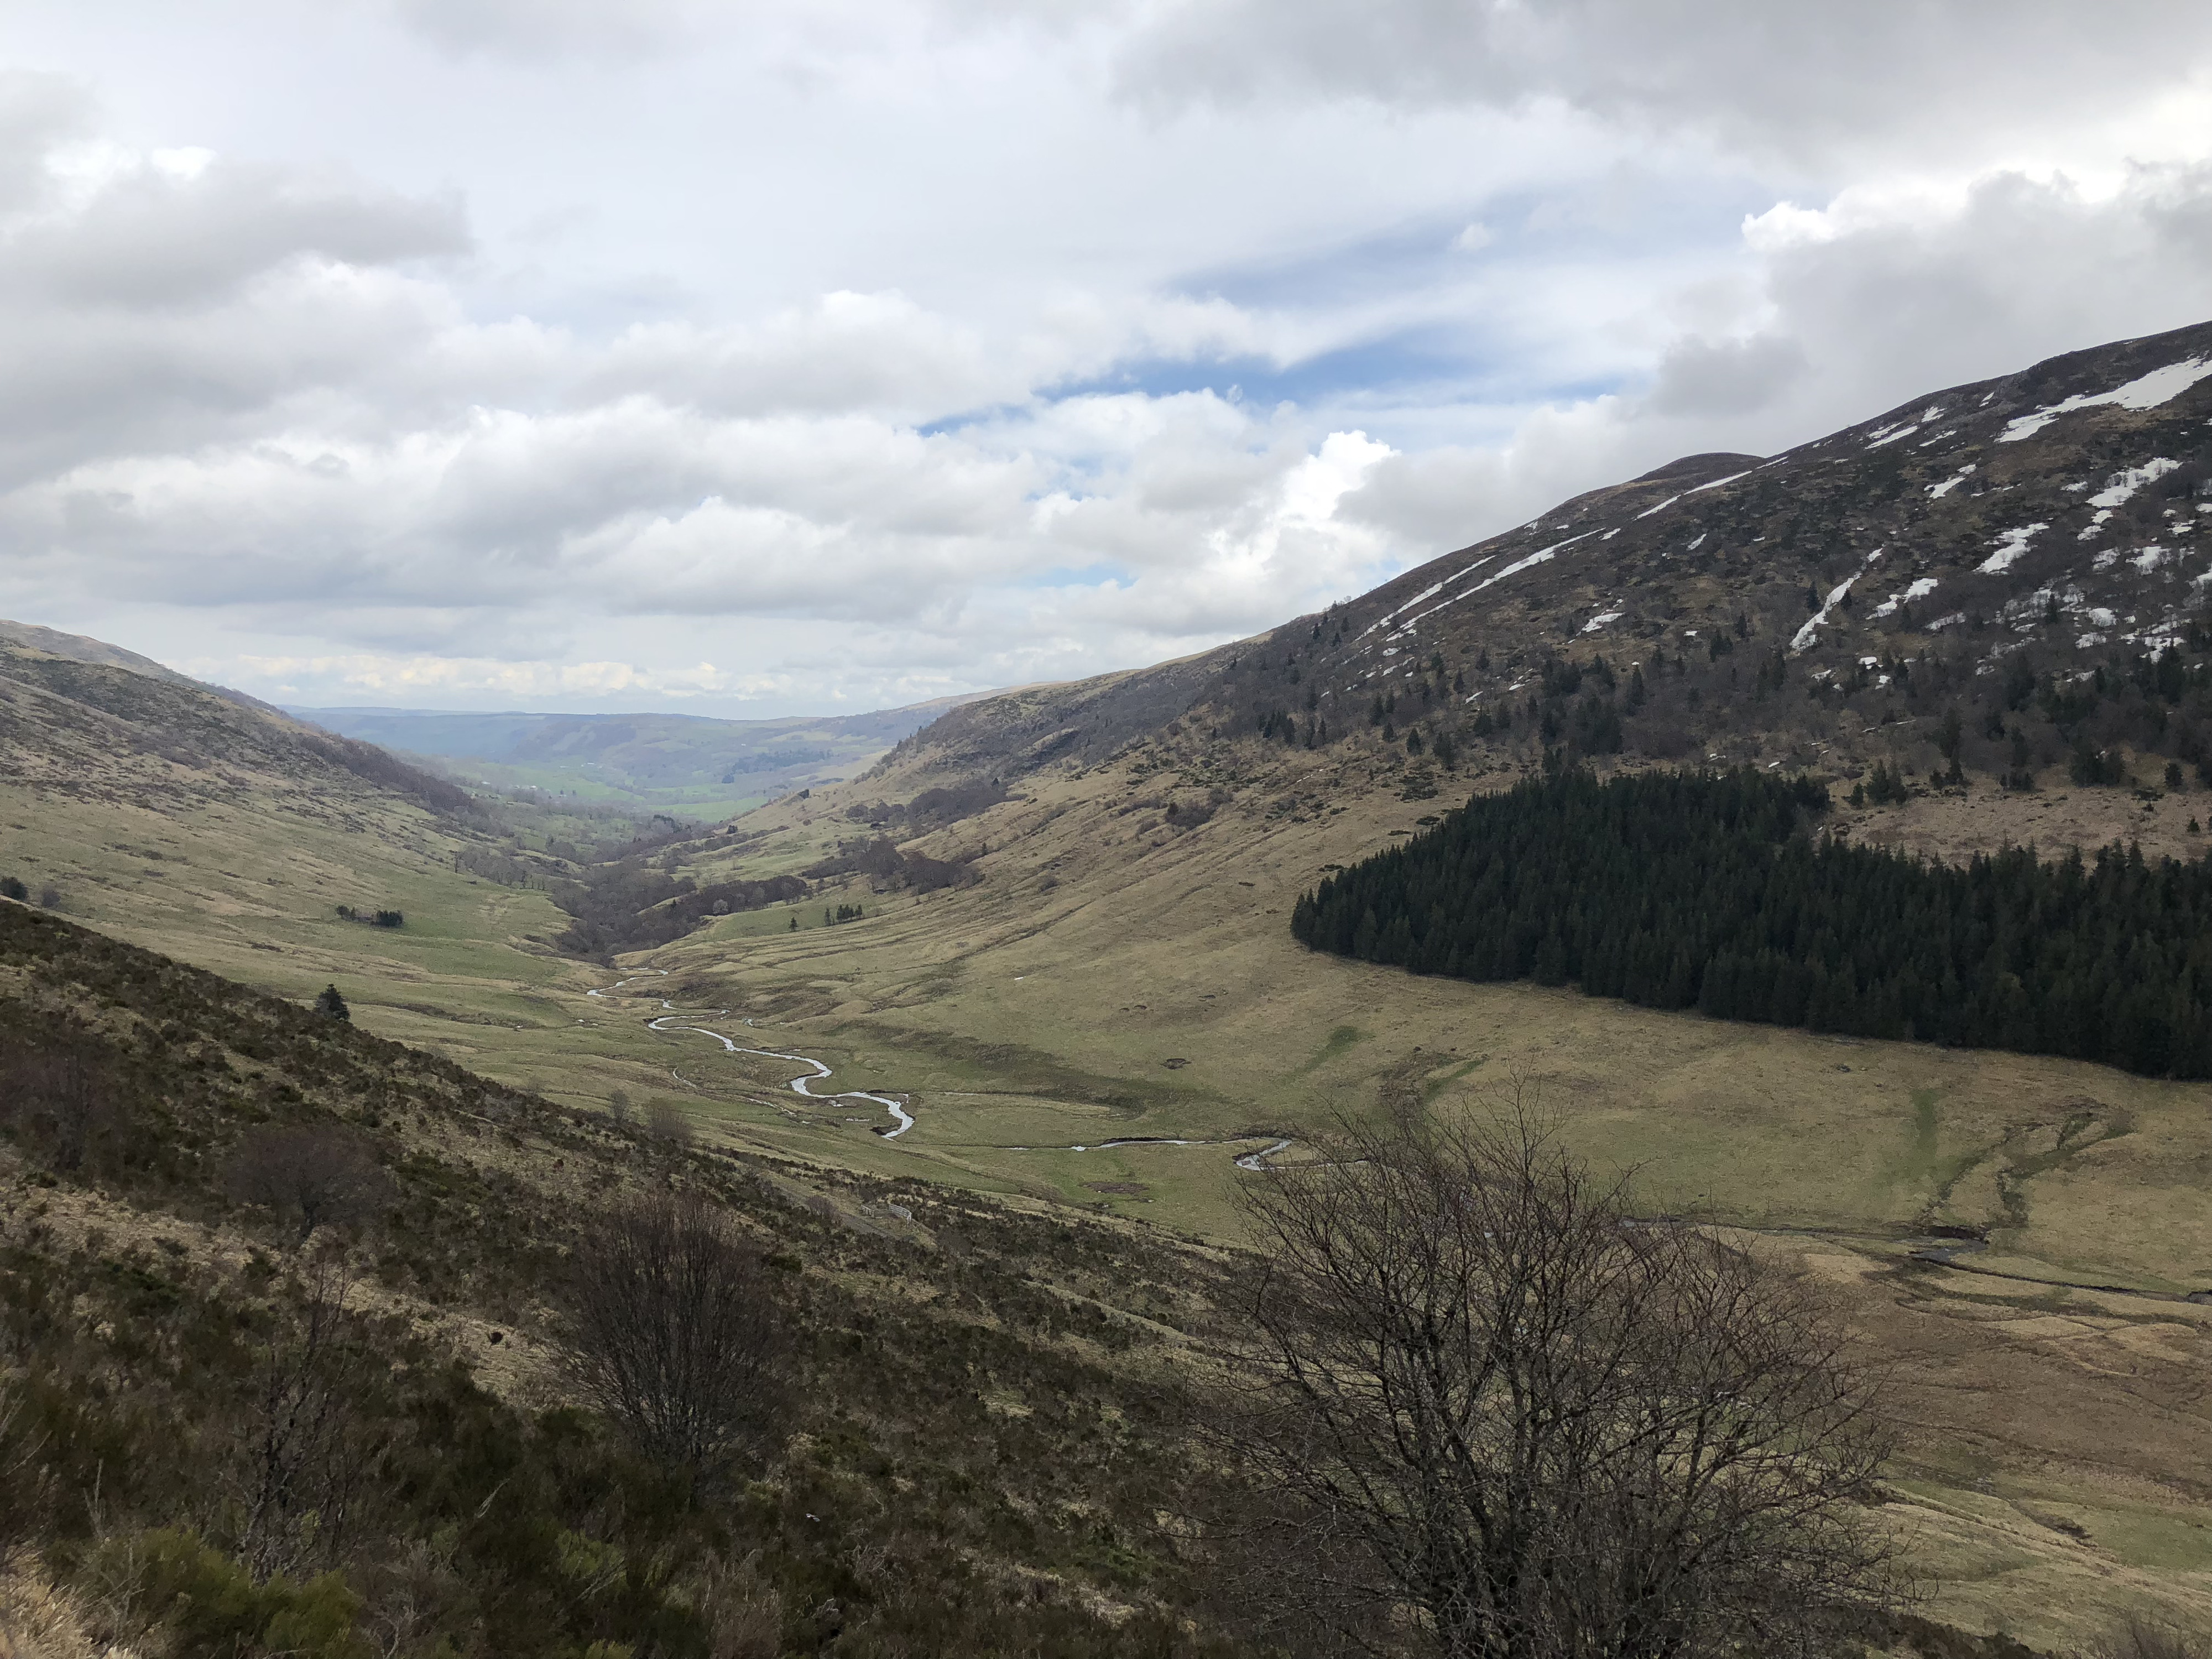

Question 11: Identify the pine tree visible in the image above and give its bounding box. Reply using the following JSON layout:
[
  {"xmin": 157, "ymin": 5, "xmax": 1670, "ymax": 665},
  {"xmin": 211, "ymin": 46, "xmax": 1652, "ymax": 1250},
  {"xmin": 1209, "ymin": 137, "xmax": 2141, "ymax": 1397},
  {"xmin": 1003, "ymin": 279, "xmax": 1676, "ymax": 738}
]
[
  {"xmin": 314, "ymin": 984, "xmax": 351, "ymax": 1022},
  {"xmin": 1288, "ymin": 768, "xmax": 2212, "ymax": 1080}
]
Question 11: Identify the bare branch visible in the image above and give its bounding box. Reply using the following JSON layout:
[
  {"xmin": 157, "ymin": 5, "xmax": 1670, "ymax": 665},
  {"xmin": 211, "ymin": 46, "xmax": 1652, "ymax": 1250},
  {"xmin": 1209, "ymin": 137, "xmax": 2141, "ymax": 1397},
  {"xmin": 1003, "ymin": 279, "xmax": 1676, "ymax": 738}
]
[
  {"xmin": 1211, "ymin": 1093, "xmax": 1902, "ymax": 1658},
  {"xmin": 561, "ymin": 1190, "xmax": 792, "ymax": 1490},
  {"xmin": 225, "ymin": 1125, "xmax": 395, "ymax": 1244}
]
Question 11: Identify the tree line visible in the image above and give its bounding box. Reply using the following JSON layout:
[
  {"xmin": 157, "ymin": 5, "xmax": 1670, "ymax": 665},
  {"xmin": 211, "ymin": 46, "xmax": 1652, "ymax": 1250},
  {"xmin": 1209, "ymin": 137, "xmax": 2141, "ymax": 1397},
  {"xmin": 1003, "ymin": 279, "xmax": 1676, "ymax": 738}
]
[{"xmin": 1292, "ymin": 767, "xmax": 2212, "ymax": 1078}]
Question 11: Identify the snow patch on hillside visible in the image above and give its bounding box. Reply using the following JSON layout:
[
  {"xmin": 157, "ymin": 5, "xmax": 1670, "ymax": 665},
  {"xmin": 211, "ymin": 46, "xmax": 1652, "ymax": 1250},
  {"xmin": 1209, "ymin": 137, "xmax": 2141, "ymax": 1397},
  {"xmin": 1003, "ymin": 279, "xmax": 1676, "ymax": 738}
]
[
  {"xmin": 1790, "ymin": 547, "xmax": 1885, "ymax": 653},
  {"xmin": 2079, "ymin": 457, "xmax": 2182, "ymax": 539},
  {"xmin": 1999, "ymin": 357, "xmax": 2212, "ymax": 442},
  {"xmin": 1978, "ymin": 524, "xmax": 2048, "ymax": 573},
  {"xmin": 1871, "ymin": 577, "xmax": 1938, "ymax": 619},
  {"xmin": 1400, "ymin": 531, "xmax": 1597, "ymax": 630}
]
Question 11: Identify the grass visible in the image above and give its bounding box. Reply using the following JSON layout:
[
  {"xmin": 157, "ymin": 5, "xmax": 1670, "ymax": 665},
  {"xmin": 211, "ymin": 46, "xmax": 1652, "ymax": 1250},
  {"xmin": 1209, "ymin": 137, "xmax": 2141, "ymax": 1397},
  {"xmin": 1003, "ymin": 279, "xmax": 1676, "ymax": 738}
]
[{"xmin": 628, "ymin": 757, "xmax": 2212, "ymax": 1293}]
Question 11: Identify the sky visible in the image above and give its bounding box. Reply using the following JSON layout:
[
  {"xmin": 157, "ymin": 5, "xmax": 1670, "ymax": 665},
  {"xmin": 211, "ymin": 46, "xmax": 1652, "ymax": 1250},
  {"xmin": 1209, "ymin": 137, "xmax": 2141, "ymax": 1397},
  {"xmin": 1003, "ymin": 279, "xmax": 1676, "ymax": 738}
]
[{"xmin": 2, "ymin": 2, "xmax": 2210, "ymax": 717}]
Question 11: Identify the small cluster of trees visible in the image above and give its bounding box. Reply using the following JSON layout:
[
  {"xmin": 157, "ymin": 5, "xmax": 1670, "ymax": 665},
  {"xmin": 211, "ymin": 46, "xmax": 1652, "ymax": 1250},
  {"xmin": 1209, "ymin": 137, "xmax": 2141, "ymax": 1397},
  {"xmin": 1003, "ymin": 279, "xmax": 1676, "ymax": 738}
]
[
  {"xmin": 331, "ymin": 905, "xmax": 403, "ymax": 928},
  {"xmin": 1850, "ymin": 760, "xmax": 1911, "ymax": 806},
  {"xmin": 801, "ymin": 835, "xmax": 979, "ymax": 895}
]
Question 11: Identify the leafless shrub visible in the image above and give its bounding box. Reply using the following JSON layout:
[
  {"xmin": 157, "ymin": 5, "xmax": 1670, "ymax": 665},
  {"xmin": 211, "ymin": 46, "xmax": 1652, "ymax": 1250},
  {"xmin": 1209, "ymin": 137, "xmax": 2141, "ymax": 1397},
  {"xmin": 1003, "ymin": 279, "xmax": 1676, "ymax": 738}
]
[
  {"xmin": 1213, "ymin": 1095, "xmax": 1901, "ymax": 1658},
  {"xmin": 360, "ymin": 1533, "xmax": 469, "ymax": 1659},
  {"xmin": 0, "ymin": 1042, "xmax": 116, "ymax": 1173},
  {"xmin": 0, "ymin": 1375, "xmax": 51, "ymax": 1554},
  {"xmin": 563, "ymin": 1191, "xmax": 791, "ymax": 1487},
  {"xmin": 235, "ymin": 1252, "xmax": 381, "ymax": 1579},
  {"xmin": 607, "ymin": 1088, "xmax": 632, "ymax": 1126},
  {"xmin": 225, "ymin": 1125, "xmax": 395, "ymax": 1244},
  {"xmin": 646, "ymin": 1099, "xmax": 693, "ymax": 1147},
  {"xmin": 695, "ymin": 1552, "xmax": 785, "ymax": 1659}
]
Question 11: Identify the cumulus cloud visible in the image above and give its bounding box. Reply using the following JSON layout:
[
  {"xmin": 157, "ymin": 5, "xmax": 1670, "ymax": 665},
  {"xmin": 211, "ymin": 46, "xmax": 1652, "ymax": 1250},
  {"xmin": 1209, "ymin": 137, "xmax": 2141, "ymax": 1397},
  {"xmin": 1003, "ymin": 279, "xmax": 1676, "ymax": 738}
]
[
  {"xmin": 1342, "ymin": 163, "xmax": 2212, "ymax": 551},
  {"xmin": 2, "ymin": 6, "xmax": 2210, "ymax": 714},
  {"xmin": 1102, "ymin": 0, "xmax": 2212, "ymax": 173}
]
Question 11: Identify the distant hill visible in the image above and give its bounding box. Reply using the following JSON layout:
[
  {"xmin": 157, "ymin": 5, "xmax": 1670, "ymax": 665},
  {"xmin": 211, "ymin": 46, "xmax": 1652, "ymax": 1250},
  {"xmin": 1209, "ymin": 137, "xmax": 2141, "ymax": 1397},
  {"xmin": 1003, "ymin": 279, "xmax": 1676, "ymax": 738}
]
[
  {"xmin": 290, "ymin": 694, "xmax": 990, "ymax": 814},
  {"xmin": 0, "ymin": 627, "xmax": 471, "ymax": 818}
]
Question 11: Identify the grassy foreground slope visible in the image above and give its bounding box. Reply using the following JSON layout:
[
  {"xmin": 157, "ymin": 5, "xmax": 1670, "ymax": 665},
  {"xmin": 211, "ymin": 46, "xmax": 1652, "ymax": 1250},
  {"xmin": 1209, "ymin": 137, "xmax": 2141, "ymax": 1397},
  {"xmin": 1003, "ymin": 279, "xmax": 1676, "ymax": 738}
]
[{"xmin": 0, "ymin": 899, "xmax": 1281, "ymax": 1658}]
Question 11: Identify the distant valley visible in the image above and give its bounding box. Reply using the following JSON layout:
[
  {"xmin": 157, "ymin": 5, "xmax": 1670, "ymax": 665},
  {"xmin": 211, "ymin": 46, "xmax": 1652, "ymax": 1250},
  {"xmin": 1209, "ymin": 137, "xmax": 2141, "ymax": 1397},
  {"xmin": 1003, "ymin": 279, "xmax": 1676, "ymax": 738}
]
[{"xmin": 290, "ymin": 695, "xmax": 990, "ymax": 816}]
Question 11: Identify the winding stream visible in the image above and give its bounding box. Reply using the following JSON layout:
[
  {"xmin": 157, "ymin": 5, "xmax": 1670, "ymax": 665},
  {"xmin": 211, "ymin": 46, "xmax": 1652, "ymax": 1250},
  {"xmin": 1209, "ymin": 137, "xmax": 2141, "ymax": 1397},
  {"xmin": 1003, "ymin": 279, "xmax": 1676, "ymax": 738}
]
[
  {"xmin": 587, "ymin": 971, "xmax": 915, "ymax": 1137},
  {"xmin": 586, "ymin": 971, "xmax": 1290, "ymax": 1166}
]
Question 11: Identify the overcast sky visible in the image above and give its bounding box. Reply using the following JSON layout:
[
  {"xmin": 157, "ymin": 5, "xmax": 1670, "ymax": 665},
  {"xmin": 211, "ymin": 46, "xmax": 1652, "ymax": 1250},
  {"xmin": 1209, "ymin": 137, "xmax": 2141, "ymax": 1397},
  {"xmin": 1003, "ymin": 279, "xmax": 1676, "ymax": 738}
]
[{"xmin": 3, "ymin": 2, "xmax": 2210, "ymax": 716}]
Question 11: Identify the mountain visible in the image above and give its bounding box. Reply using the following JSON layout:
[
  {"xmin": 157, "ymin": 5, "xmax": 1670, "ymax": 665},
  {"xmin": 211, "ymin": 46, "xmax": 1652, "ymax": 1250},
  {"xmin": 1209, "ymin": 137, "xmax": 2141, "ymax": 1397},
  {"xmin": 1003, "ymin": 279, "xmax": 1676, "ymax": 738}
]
[
  {"xmin": 6, "ymin": 324, "xmax": 2212, "ymax": 1648},
  {"xmin": 883, "ymin": 318, "xmax": 2212, "ymax": 795},
  {"xmin": 291, "ymin": 693, "xmax": 995, "ymax": 815}
]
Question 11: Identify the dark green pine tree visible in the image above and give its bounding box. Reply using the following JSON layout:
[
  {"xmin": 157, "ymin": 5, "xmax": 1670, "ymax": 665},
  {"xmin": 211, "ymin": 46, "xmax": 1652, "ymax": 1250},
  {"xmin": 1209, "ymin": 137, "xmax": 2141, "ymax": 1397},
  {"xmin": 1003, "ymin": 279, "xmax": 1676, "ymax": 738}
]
[{"xmin": 1290, "ymin": 768, "xmax": 2212, "ymax": 1080}]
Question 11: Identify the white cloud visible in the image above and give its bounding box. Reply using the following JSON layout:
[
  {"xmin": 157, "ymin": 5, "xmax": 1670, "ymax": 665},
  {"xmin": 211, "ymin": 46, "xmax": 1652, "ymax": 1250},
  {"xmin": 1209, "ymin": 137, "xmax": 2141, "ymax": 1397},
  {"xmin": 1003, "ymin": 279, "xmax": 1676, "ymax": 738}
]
[
  {"xmin": 1102, "ymin": 0, "xmax": 2212, "ymax": 173},
  {"xmin": 0, "ymin": 6, "xmax": 2207, "ymax": 715}
]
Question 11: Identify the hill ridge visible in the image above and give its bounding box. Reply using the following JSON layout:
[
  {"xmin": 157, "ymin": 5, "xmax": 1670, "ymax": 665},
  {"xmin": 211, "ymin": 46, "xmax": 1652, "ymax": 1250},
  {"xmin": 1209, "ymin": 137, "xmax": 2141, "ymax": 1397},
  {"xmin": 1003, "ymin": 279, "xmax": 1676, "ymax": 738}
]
[{"xmin": 878, "ymin": 316, "xmax": 2212, "ymax": 799}]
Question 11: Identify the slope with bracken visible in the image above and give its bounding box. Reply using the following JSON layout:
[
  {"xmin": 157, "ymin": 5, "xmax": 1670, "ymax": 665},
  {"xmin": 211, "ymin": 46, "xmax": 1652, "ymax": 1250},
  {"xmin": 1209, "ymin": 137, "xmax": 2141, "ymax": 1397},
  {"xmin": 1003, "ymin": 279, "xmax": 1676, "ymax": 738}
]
[{"xmin": 0, "ymin": 899, "xmax": 1289, "ymax": 1658}]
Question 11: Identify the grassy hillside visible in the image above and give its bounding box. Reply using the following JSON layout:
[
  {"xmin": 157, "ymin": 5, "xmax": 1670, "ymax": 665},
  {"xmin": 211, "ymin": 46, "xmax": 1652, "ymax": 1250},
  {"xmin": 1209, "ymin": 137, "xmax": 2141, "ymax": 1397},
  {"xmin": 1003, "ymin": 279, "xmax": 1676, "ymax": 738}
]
[
  {"xmin": 8, "ymin": 316, "xmax": 2212, "ymax": 1649},
  {"xmin": 6, "ymin": 893, "xmax": 2194, "ymax": 1659},
  {"xmin": 0, "ymin": 900, "xmax": 1288, "ymax": 1658}
]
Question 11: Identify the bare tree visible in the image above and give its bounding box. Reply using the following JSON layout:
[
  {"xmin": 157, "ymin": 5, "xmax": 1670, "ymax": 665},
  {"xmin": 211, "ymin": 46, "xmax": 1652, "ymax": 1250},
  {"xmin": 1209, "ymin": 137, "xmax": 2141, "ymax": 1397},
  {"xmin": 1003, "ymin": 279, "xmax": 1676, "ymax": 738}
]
[
  {"xmin": 0, "ymin": 1041, "xmax": 114, "ymax": 1172},
  {"xmin": 226, "ymin": 1125, "xmax": 395, "ymax": 1243},
  {"xmin": 1216, "ymin": 1101, "xmax": 1899, "ymax": 1659},
  {"xmin": 563, "ymin": 1191, "xmax": 790, "ymax": 1486},
  {"xmin": 236, "ymin": 1252, "xmax": 379, "ymax": 1578},
  {"xmin": 646, "ymin": 1099, "xmax": 694, "ymax": 1147}
]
